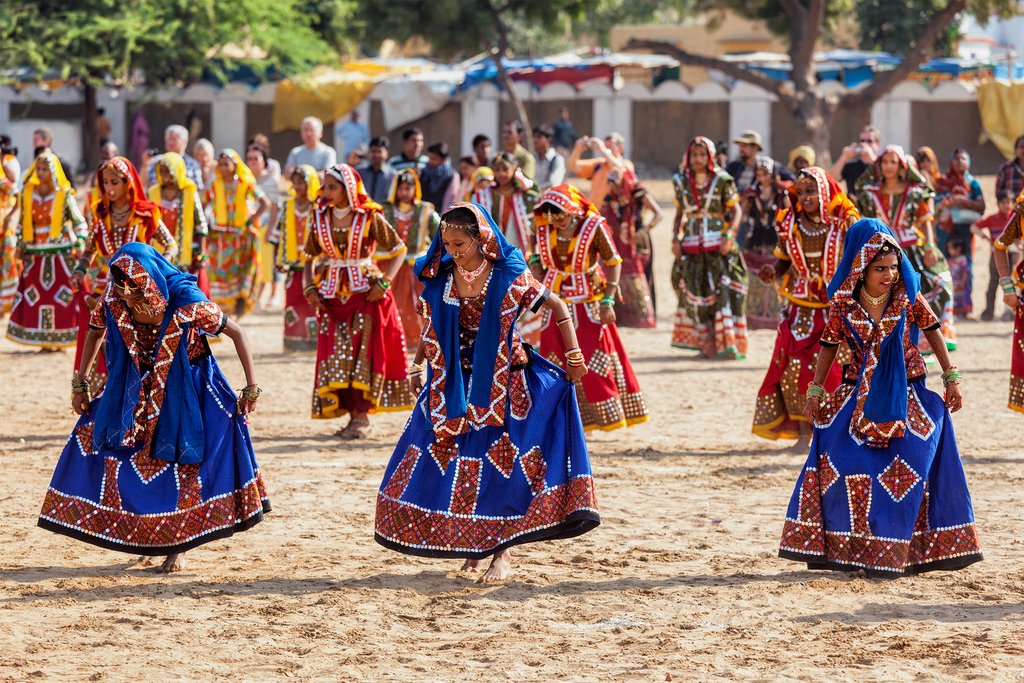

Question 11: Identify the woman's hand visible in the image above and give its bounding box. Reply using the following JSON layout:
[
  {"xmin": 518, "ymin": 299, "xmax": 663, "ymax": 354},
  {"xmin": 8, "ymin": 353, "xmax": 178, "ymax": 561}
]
[
  {"xmin": 803, "ymin": 395, "xmax": 822, "ymax": 423},
  {"xmin": 305, "ymin": 288, "xmax": 323, "ymax": 311},
  {"xmin": 71, "ymin": 391, "xmax": 90, "ymax": 416},
  {"xmin": 1003, "ymin": 293, "xmax": 1018, "ymax": 310},
  {"xmin": 70, "ymin": 270, "xmax": 86, "ymax": 292},
  {"xmin": 566, "ymin": 363, "xmax": 587, "ymax": 383},
  {"xmin": 599, "ymin": 305, "xmax": 615, "ymax": 325},
  {"xmin": 719, "ymin": 235, "xmax": 734, "ymax": 256},
  {"xmin": 410, "ymin": 372, "xmax": 425, "ymax": 395},
  {"xmin": 944, "ymin": 382, "xmax": 963, "ymax": 413},
  {"xmin": 366, "ymin": 282, "xmax": 388, "ymax": 303},
  {"xmin": 671, "ymin": 239, "xmax": 682, "ymax": 258},
  {"xmin": 758, "ymin": 264, "xmax": 777, "ymax": 284}
]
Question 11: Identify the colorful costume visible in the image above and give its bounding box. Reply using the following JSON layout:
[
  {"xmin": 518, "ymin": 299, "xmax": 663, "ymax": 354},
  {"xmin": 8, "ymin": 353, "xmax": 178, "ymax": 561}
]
[
  {"xmin": 534, "ymin": 184, "xmax": 649, "ymax": 432},
  {"xmin": 602, "ymin": 168, "xmax": 656, "ymax": 328},
  {"xmin": 6, "ymin": 153, "xmax": 87, "ymax": 347},
  {"xmin": 202, "ymin": 149, "xmax": 265, "ymax": 317},
  {"xmin": 994, "ymin": 190, "xmax": 1024, "ymax": 413},
  {"xmin": 374, "ymin": 202, "xmax": 599, "ymax": 558},
  {"xmin": 741, "ymin": 157, "xmax": 787, "ymax": 330},
  {"xmin": 0, "ymin": 152, "xmax": 20, "ymax": 314},
  {"xmin": 753, "ymin": 168, "xmax": 858, "ymax": 440},
  {"xmin": 270, "ymin": 165, "xmax": 320, "ymax": 353},
  {"xmin": 148, "ymin": 152, "xmax": 209, "ymax": 293},
  {"xmin": 779, "ymin": 219, "xmax": 981, "ymax": 576},
  {"xmin": 39, "ymin": 244, "xmax": 270, "ymax": 555},
  {"xmin": 381, "ymin": 170, "xmax": 440, "ymax": 345},
  {"xmin": 77, "ymin": 157, "xmax": 176, "ymax": 388},
  {"xmin": 306, "ymin": 164, "xmax": 415, "ymax": 418},
  {"xmin": 670, "ymin": 137, "xmax": 748, "ymax": 358},
  {"xmin": 856, "ymin": 145, "xmax": 955, "ymax": 351}
]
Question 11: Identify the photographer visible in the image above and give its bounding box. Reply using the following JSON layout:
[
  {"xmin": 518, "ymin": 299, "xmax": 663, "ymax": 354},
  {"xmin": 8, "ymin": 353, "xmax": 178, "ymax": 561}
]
[{"xmin": 828, "ymin": 126, "xmax": 880, "ymax": 199}]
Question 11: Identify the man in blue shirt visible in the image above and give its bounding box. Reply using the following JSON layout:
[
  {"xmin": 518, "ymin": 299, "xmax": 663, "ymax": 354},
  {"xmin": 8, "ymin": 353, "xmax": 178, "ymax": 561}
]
[
  {"xmin": 388, "ymin": 128, "xmax": 427, "ymax": 173},
  {"xmin": 147, "ymin": 124, "xmax": 204, "ymax": 190},
  {"xmin": 335, "ymin": 110, "xmax": 370, "ymax": 162},
  {"xmin": 356, "ymin": 137, "xmax": 397, "ymax": 204}
]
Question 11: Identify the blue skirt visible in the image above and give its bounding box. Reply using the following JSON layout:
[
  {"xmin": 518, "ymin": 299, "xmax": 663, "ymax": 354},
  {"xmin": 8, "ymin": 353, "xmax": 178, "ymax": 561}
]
[
  {"xmin": 374, "ymin": 348, "xmax": 600, "ymax": 559},
  {"xmin": 38, "ymin": 356, "xmax": 270, "ymax": 556},
  {"xmin": 779, "ymin": 378, "xmax": 982, "ymax": 576}
]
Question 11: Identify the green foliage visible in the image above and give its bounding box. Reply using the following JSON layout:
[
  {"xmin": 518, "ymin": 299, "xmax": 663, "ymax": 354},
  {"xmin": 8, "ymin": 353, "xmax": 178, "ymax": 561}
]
[
  {"xmin": 0, "ymin": 0, "xmax": 337, "ymax": 86},
  {"xmin": 857, "ymin": 0, "xmax": 959, "ymax": 55},
  {"xmin": 693, "ymin": 0, "xmax": 854, "ymax": 39}
]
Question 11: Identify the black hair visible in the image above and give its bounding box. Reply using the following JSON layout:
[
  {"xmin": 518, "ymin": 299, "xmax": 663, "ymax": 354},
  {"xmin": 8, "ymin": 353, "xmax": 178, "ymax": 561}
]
[
  {"xmin": 472, "ymin": 134, "xmax": 491, "ymax": 147},
  {"xmin": 97, "ymin": 107, "xmax": 106, "ymax": 116},
  {"xmin": 396, "ymin": 170, "xmax": 417, "ymax": 186},
  {"xmin": 440, "ymin": 206, "xmax": 481, "ymax": 239},
  {"xmin": 997, "ymin": 189, "xmax": 1014, "ymax": 203},
  {"xmin": 427, "ymin": 142, "xmax": 449, "ymax": 158},
  {"xmin": 492, "ymin": 151, "xmax": 517, "ymax": 167},
  {"xmin": 948, "ymin": 236, "xmax": 966, "ymax": 252},
  {"xmin": 110, "ymin": 264, "xmax": 129, "ymax": 286},
  {"xmin": 458, "ymin": 155, "xmax": 477, "ymax": 166},
  {"xmin": 370, "ymin": 136, "xmax": 389, "ymax": 149},
  {"xmin": 33, "ymin": 145, "xmax": 47, "ymax": 158},
  {"xmin": 504, "ymin": 120, "xmax": 524, "ymax": 135},
  {"xmin": 1015, "ymin": 134, "xmax": 1024, "ymax": 149},
  {"xmin": 533, "ymin": 124, "xmax": 554, "ymax": 139},
  {"xmin": 245, "ymin": 144, "xmax": 268, "ymax": 164},
  {"xmin": 866, "ymin": 242, "xmax": 901, "ymax": 267},
  {"xmin": 402, "ymin": 127, "xmax": 423, "ymax": 141}
]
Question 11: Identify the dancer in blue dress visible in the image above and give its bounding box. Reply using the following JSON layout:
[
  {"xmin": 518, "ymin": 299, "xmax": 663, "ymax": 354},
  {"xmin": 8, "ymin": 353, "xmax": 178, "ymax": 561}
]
[
  {"xmin": 39, "ymin": 242, "xmax": 269, "ymax": 573},
  {"xmin": 779, "ymin": 218, "xmax": 980, "ymax": 577},
  {"xmin": 374, "ymin": 202, "xmax": 600, "ymax": 583}
]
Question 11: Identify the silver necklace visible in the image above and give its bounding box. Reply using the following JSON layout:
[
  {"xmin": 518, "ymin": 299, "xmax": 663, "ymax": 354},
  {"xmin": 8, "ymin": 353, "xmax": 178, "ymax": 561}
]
[{"xmin": 332, "ymin": 206, "xmax": 352, "ymax": 220}]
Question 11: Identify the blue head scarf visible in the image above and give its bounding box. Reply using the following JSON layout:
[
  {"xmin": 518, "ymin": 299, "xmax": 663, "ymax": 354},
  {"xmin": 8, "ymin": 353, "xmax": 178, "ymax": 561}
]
[
  {"xmin": 92, "ymin": 243, "xmax": 211, "ymax": 464},
  {"xmin": 415, "ymin": 202, "xmax": 528, "ymax": 427},
  {"xmin": 827, "ymin": 217, "xmax": 921, "ymax": 429}
]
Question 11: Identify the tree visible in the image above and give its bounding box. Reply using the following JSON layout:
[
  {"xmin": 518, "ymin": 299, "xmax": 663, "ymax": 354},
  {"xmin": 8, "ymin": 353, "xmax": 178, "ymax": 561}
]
[
  {"xmin": 857, "ymin": 0, "xmax": 961, "ymax": 57},
  {"xmin": 0, "ymin": 0, "xmax": 337, "ymax": 174},
  {"xmin": 355, "ymin": 0, "xmax": 596, "ymax": 152},
  {"xmin": 627, "ymin": 0, "xmax": 1018, "ymax": 163}
]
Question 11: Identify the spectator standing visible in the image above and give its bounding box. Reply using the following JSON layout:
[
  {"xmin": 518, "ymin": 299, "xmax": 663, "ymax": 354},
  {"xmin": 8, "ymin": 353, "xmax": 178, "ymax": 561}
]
[
  {"xmin": 356, "ymin": 137, "xmax": 397, "ymax": 204},
  {"xmin": 725, "ymin": 130, "xmax": 795, "ymax": 192},
  {"xmin": 532, "ymin": 125, "xmax": 565, "ymax": 191},
  {"xmin": 567, "ymin": 133, "xmax": 634, "ymax": 210},
  {"xmin": 787, "ymin": 145, "xmax": 815, "ymax": 173},
  {"xmin": 284, "ymin": 116, "xmax": 337, "ymax": 176},
  {"xmin": 455, "ymin": 156, "xmax": 478, "ymax": 202},
  {"xmin": 335, "ymin": 109, "xmax": 370, "ymax": 161},
  {"xmin": 194, "ymin": 138, "xmax": 217, "ymax": 189},
  {"xmin": 95, "ymin": 108, "xmax": 112, "ymax": 146},
  {"xmin": 973, "ymin": 190, "xmax": 1017, "ymax": 321},
  {"xmin": 246, "ymin": 143, "xmax": 284, "ymax": 307},
  {"xmin": 388, "ymin": 128, "xmax": 428, "ymax": 173},
  {"xmin": 935, "ymin": 148, "xmax": 985, "ymax": 264},
  {"xmin": 995, "ymin": 134, "xmax": 1024, "ymax": 199},
  {"xmin": 828, "ymin": 126, "xmax": 881, "ymax": 198},
  {"xmin": 249, "ymin": 133, "xmax": 282, "ymax": 179},
  {"xmin": 419, "ymin": 142, "xmax": 458, "ymax": 211},
  {"xmin": 472, "ymin": 134, "xmax": 492, "ymax": 168},
  {"xmin": 552, "ymin": 106, "xmax": 578, "ymax": 154},
  {"xmin": 500, "ymin": 120, "xmax": 535, "ymax": 179},
  {"xmin": 148, "ymin": 124, "xmax": 204, "ymax": 190}
]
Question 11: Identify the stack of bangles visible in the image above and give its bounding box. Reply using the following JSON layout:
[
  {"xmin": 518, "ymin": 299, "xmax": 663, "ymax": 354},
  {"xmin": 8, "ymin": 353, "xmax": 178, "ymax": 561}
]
[
  {"xmin": 527, "ymin": 254, "xmax": 542, "ymax": 267},
  {"xmin": 71, "ymin": 376, "xmax": 90, "ymax": 395},
  {"xmin": 375, "ymin": 277, "xmax": 391, "ymax": 292},
  {"xmin": 407, "ymin": 362, "xmax": 426, "ymax": 379},
  {"xmin": 565, "ymin": 348, "xmax": 585, "ymax": 368},
  {"xmin": 1000, "ymin": 276, "xmax": 1016, "ymax": 297},
  {"xmin": 600, "ymin": 283, "xmax": 618, "ymax": 308},
  {"xmin": 303, "ymin": 284, "xmax": 318, "ymax": 297},
  {"xmin": 806, "ymin": 382, "xmax": 827, "ymax": 401},
  {"xmin": 942, "ymin": 366, "xmax": 963, "ymax": 387}
]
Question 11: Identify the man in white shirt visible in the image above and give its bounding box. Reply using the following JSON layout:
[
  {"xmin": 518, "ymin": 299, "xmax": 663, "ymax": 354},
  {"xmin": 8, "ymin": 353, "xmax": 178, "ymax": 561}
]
[
  {"xmin": 532, "ymin": 125, "xmax": 565, "ymax": 191},
  {"xmin": 284, "ymin": 117, "xmax": 337, "ymax": 176}
]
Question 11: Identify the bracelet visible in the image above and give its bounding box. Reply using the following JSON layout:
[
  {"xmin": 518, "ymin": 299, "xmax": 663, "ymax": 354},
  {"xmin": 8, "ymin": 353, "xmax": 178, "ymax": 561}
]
[
  {"xmin": 303, "ymin": 284, "xmax": 318, "ymax": 295},
  {"xmin": 239, "ymin": 384, "xmax": 262, "ymax": 401},
  {"xmin": 555, "ymin": 317, "xmax": 574, "ymax": 328},
  {"xmin": 805, "ymin": 383, "xmax": 826, "ymax": 399},
  {"xmin": 600, "ymin": 295, "xmax": 615, "ymax": 307},
  {"xmin": 71, "ymin": 376, "xmax": 90, "ymax": 393},
  {"xmin": 407, "ymin": 363, "xmax": 426, "ymax": 378},
  {"xmin": 999, "ymin": 276, "xmax": 1016, "ymax": 295},
  {"xmin": 376, "ymin": 278, "xmax": 391, "ymax": 291},
  {"xmin": 527, "ymin": 254, "xmax": 542, "ymax": 267},
  {"xmin": 941, "ymin": 367, "xmax": 962, "ymax": 386},
  {"xmin": 564, "ymin": 348, "xmax": 586, "ymax": 368}
]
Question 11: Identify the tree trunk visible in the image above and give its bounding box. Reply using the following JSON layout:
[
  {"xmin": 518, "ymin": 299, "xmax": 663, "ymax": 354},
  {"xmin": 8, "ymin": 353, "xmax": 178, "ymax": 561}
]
[
  {"xmin": 82, "ymin": 82, "xmax": 99, "ymax": 181},
  {"xmin": 788, "ymin": 92, "xmax": 836, "ymax": 167},
  {"xmin": 492, "ymin": 20, "xmax": 534, "ymax": 154}
]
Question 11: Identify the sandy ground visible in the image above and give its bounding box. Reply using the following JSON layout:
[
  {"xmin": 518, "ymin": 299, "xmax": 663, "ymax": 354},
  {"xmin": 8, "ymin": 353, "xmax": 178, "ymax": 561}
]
[{"xmin": 1, "ymin": 176, "xmax": 1023, "ymax": 682}]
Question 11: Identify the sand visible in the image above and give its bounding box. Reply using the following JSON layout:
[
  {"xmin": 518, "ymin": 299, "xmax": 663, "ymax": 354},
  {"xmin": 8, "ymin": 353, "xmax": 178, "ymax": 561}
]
[{"xmin": 1, "ymin": 177, "xmax": 1023, "ymax": 682}]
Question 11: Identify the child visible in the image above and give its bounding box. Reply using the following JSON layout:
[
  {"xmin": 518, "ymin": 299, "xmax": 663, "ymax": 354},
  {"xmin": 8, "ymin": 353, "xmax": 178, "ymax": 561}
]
[
  {"xmin": 947, "ymin": 236, "xmax": 972, "ymax": 319},
  {"xmin": 973, "ymin": 190, "xmax": 1017, "ymax": 320}
]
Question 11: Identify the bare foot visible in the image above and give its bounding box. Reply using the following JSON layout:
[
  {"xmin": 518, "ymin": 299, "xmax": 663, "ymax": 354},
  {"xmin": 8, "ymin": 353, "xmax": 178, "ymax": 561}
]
[
  {"xmin": 158, "ymin": 553, "xmax": 185, "ymax": 573},
  {"xmin": 477, "ymin": 550, "xmax": 512, "ymax": 584},
  {"xmin": 460, "ymin": 558, "xmax": 483, "ymax": 572},
  {"xmin": 340, "ymin": 416, "xmax": 370, "ymax": 440},
  {"xmin": 134, "ymin": 556, "xmax": 157, "ymax": 567},
  {"xmin": 846, "ymin": 568, "xmax": 867, "ymax": 579}
]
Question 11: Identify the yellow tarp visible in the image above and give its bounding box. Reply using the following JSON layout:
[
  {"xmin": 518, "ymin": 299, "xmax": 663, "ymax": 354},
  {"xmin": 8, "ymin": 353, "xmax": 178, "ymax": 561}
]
[
  {"xmin": 272, "ymin": 60, "xmax": 438, "ymax": 132},
  {"xmin": 978, "ymin": 81, "xmax": 1024, "ymax": 159},
  {"xmin": 272, "ymin": 66, "xmax": 378, "ymax": 133}
]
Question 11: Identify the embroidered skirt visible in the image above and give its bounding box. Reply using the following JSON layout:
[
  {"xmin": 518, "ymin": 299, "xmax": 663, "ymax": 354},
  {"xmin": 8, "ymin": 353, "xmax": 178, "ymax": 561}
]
[
  {"xmin": 779, "ymin": 378, "xmax": 982, "ymax": 576},
  {"xmin": 38, "ymin": 358, "xmax": 270, "ymax": 556},
  {"xmin": 612, "ymin": 229, "xmax": 655, "ymax": 328},
  {"xmin": 1009, "ymin": 295, "xmax": 1024, "ymax": 414},
  {"xmin": 387, "ymin": 260, "xmax": 424, "ymax": 348},
  {"xmin": 743, "ymin": 250, "xmax": 783, "ymax": 331},
  {"xmin": 312, "ymin": 290, "xmax": 416, "ymax": 418},
  {"xmin": 752, "ymin": 305, "xmax": 841, "ymax": 440},
  {"xmin": 6, "ymin": 248, "xmax": 79, "ymax": 347},
  {"xmin": 282, "ymin": 270, "xmax": 318, "ymax": 353},
  {"xmin": 671, "ymin": 249, "xmax": 749, "ymax": 358},
  {"xmin": 0, "ymin": 215, "xmax": 18, "ymax": 313},
  {"xmin": 207, "ymin": 224, "xmax": 260, "ymax": 317},
  {"xmin": 539, "ymin": 301, "xmax": 649, "ymax": 431},
  {"xmin": 374, "ymin": 348, "xmax": 600, "ymax": 558}
]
